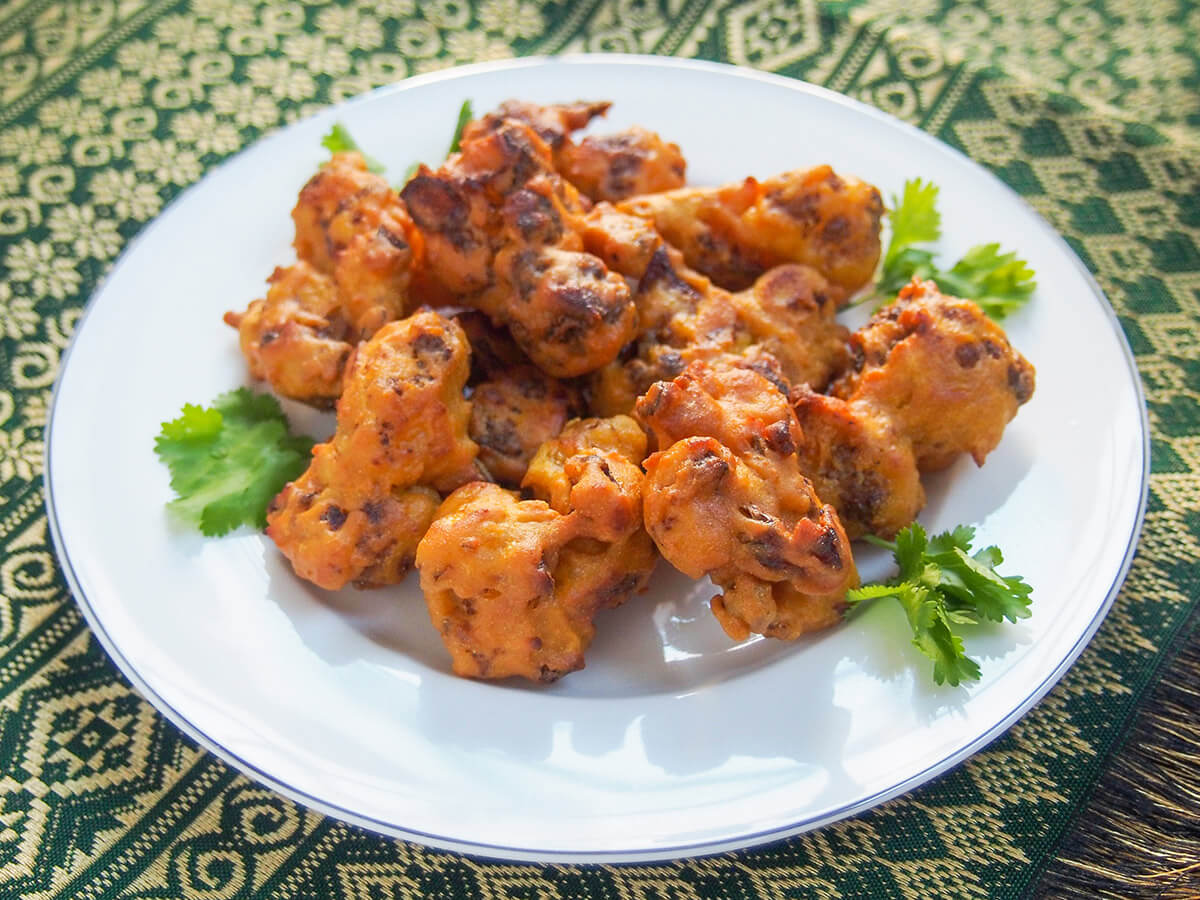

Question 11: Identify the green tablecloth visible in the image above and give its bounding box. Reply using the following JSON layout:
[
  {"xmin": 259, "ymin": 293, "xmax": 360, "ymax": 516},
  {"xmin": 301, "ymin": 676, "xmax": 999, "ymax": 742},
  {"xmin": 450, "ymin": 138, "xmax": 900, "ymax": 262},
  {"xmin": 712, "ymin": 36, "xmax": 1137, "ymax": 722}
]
[{"xmin": 2, "ymin": 1, "xmax": 1198, "ymax": 897}]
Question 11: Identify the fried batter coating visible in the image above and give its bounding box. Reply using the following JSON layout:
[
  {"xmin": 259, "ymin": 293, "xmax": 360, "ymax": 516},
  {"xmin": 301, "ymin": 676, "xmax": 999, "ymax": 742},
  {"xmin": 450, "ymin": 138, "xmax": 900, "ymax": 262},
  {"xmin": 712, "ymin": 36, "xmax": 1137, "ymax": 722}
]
[
  {"xmin": 417, "ymin": 416, "xmax": 656, "ymax": 682},
  {"xmin": 495, "ymin": 244, "xmax": 635, "ymax": 377},
  {"xmin": 522, "ymin": 416, "xmax": 647, "ymax": 535},
  {"xmin": 787, "ymin": 279, "xmax": 1035, "ymax": 537},
  {"xmin": 461, "ymin": 99, "xmax": 612, "ymax": 155},
  {"xmin": 728, "ymin": 263, "xmax": 850, "ymax": 391},
  {"xmin": 637, "ymin": 361, "xmax": 856, "ymax": 641},
  {"xmin": 522, "ymin": 419, "xmax": 659, "ymax": 650},
  {"xmin": 454, "ymin": 311, "xmax": 585, "ymax": 486},
  {"xmin": 418, "ymin": 484, "xmax": 581, "ymax": 681},
  {"xmin": 791, "ymin": 388, "xmax": 924, "ymax": 540},
  {"xmin": 291, "ymin": 151, "xmax": 421, "ymax": 332},
  {"xmin": 585, "ymin": 248, "xmax": 733, "ymax": 417},
  {"xmin": 558, "ymin": 126, "xmax": 687, "ymax": 202},
  {"xmin": 226, "ymin": 152, "xmax": 422, "ymax": 404},
  {"xmin": 464, "ymin": 101, "xmax": 686, "ymax": 202},
  {"xmin": 452, "ymin": 309, "xmax": 529, "ymax": 383},
  {"xmin": 578, "ymin": 201, "xmax": 665, "ymax": 279},
  {"xmin": 401, "ymin": 121, "xmax": 636, "ymax": 377},
  {"xmin": 833, "ymin": 278, "xmax": 1037, "ymax": 471},
  {"xmin": 267, "ymin": 310, "xmax": 480, "ymax": 590},
  {"xmin": 619, "ymin": 165, "xmax": 883, "ymax": 293},
  {"xmin": 588, "ymin": 249, "xmax": 850, "ymax": 416},
  {"xmin": 469, "ymin": 365, "xmax": 582, "ymax": 487},
  {"xmin": 224, "ymin": 262, "xmax": 352, "ymax": 407}
]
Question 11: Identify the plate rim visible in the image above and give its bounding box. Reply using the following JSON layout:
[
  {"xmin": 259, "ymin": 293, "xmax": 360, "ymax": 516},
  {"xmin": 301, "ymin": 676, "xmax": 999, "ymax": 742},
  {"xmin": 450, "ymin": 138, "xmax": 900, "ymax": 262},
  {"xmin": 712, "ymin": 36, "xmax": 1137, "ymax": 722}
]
[{"xmin": 42, "ymin": 53, "xmax": 1151, "ymax": 863}]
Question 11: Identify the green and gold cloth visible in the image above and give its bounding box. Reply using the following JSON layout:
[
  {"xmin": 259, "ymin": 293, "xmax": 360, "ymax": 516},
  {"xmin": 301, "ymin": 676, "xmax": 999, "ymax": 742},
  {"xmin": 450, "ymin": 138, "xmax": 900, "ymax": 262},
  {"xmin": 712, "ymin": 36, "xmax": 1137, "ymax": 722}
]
[{"xmin": 1, "ymin": 1, "xmax": 1198, "ymax": 897}]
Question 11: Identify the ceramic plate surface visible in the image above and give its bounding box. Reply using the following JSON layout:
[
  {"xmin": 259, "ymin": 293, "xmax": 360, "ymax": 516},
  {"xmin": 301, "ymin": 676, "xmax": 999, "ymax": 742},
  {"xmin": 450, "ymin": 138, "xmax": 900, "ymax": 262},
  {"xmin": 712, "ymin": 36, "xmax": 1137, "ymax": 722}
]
[{"xmin": 46, "ymin": 56, "xmax": 1148, "ymax": 863}]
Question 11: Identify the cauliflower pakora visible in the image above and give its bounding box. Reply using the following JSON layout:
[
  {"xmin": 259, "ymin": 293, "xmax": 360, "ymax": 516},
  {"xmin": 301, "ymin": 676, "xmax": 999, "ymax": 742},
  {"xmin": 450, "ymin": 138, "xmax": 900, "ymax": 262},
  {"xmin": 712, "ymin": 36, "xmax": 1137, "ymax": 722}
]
[
  {"xmin": 790, "ymin": 387, "xmax": 924, "ymax": 540},
  {"xmin": 728, "ymin": 262, "xmax": 849, "ymax": 391},
  {"xmin": 226, "ymin": 152, "xmax": 422, "ymax": 405},
  {"xmin": 558, "ymin": 126, "xmax": 687, "ymax": 202},
  {"xmin": 589, "ymin": 249, "xmax": 850, "ymax": 416},
  {"xmin": 788, "ymin": 280, "xmax": 1036, "ymax": 538},
  {"xmin": 292, "ymin": 151, "xmax": 421, "ymax": 329},
  {"xmin": 469, "ymin": 365, "xmax": 583, "ymax": 487},
  {"xmin": 267, "ymin": 310, "xmax": 481, "ymax": 590},
  {"xmin": 463, "ymin": 100, "xmax": 687, "ymax": 202},
  {"xmin": 401, "ymin": 121, "xmax": 636, "ymax": 377},
  {"xmin": 832, "ymin": 278, "xmax": 1037, "ymax": 471},
  {"xmin": 224, "ymin": 262, "xmax": 352, "ymax": 408},
  {"xmin": 416, "ymin": 416, "xmax": 656, "ymax": 682},
  {"xmin": 618, "ymin": 164, "xmax": 883, "ymax": 293},
  {"xmin": 460, "ymin": 99, "xmax": 612, "ymax": 157},
  {"xmin": 637, "ymin": 360, "xmax": 856, "ymax": 641}
]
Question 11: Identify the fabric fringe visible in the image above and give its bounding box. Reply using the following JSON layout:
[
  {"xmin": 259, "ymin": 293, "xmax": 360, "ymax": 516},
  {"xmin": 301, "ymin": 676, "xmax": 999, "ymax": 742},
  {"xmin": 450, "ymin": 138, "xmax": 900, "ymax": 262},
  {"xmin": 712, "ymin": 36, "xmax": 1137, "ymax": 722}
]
[{"xmin": 1035, "ymin": 612, "xmax": 1200, "ymax": 899}]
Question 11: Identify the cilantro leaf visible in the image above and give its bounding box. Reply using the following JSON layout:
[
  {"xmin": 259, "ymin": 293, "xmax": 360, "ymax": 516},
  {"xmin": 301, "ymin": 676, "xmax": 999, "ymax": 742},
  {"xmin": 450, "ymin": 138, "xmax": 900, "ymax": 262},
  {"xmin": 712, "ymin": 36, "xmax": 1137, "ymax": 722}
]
[
  {"xmin": 875, "ymin": 246, "xmax": 937, "ymax": 297},
  {"xmin": 154, "ymin": 388, "xmax": 314, "ymax": 537},
  {"xmin": 849, "ymin": 522, "xmax": 1032, "ymax": 686},
  {"xmin": 320, "ymin": 123, "xmax": 385, "ymax": 174},
  {"xmin": 159, "ymin": 403, "xmax": 223, "ymax": 442},
  {"xmin": 891, "ymin": 520, "xmax": 928, "ymax": 581},
  {"xmin": 898, "ymin": 584, "xmax": 983, "ymax": 686},
  {"xmin": 871, "ymin": 177, "xmax": 1036, "ymax": 319},
  {"xmin": 885, "ymin": 179, "xmax": 942, "ymax": 264},
  {"xmin": 447, "ymin": 99, "xmax": 474, "ymax": 155},
  {"xmin": 934, "ymin": 243, "xmax": 1037, "ymax": 320}
]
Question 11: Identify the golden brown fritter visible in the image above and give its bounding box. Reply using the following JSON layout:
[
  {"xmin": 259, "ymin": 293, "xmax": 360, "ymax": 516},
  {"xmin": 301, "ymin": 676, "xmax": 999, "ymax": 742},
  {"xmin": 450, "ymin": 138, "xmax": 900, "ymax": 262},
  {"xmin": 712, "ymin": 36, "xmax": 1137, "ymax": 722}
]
[
  {"xmin": 460, "ymin": 99, "xmax": 612, "ymax": 156},
  {"xmin": 417, "ymin": 483, "xmax": 580, "ymax": 681},
  {"xmin": 226, "ymin": 152, "xmax": 422, "ymax": 404},
  {"xmin": 401, "ymin": 121, "xmax": 637, "ymax": 378},
  {"xmin": 787, "ymin": 279, "xmax": 1035, "ymax": 538},
  {"xmin": 402, "ymin": 122, "xmax": 572, "ymax": 296},
  {"xmin": 578, "ymin": 201, "xmax": 666, "ymax": 279},
  {"xmin": 587, "ymin": 249, "xmax": 850, "ymax": 416},
  {"xmin": 292, "ymin": 151, "xmax": 421, "ymax": 333},
  {"xmin": 833, "ymin": 278, "xmax": 1036, "ymax": 471},
  {"xmin": 267, "ymin": 310, "xmax": 481, "ymax": 591},
  {"xmin": 587, "ymin": 248, "xmax": 739, "ymax": 417},
  {"xmin": 521, "ymin": 416, "xmax": 647, "ymax": 531},
  {"xmin": 619, "ymin": 165, "xmax": 883, "ymax": 293},
  {"xmin": 727, "ymin": 263, "xmax": 849, "ymax": 392},
  {"xmin": 493, "ymin": 244, "xmax": 634, "ymax": 377},
  {"xmin": 790, "ymin": 387, "xmax": 924, "ymax": 540},
  {"xmin": 637, "ymin": 358, "xmax": 798, "ymax": 467},
  {"xmin": 224, "ymin": 263, "xmax": 352, "ymax": 408},
  {"xmin": 469, "ymin": 365, "xmax": 582, "ymax": 487},
  {"xmin": 464, "ymin": 101, "xmax": 686, "ymax": 203},
  {"xmin": 633, "ymin": 249, "xmax": 739, "ymax": 355},
  {"xmin": 522, "ymin": 418, "xmax": 659, "ymax": 645},
  {"xmin": 416, "ymin": 416, "xmax": 656, "ymax": 682},
  {"xmin": 558, "ymin": 126, "xmax": 687, "ymax": 202},
  {"xmin": 452, "ymin": 309, "xmax": 530, "ymax": 383},
  {"xmin": 637, "ymin": 360, "xmax": 857, "ymax": 641}
]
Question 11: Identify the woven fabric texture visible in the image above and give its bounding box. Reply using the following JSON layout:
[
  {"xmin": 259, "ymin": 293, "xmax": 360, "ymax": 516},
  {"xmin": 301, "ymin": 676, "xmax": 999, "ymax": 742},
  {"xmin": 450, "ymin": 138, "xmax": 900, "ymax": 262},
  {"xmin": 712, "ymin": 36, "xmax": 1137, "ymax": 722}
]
[{"xmin": 1, "ymin": 1, "xmax": 1198, "ymax": 897}]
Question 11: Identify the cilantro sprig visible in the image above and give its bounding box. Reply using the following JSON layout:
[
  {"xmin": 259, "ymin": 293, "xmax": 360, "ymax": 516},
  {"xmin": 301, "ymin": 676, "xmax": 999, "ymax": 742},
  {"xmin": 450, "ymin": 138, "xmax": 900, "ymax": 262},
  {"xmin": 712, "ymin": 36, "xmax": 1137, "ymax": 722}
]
[
  {"xmin": 320, "ymin": 123, "xmax": 385, "ymax": 174},
  {"xmin": 846, "ymin": 522, "xmax": 1033, "ymax": 686},
  {"xmin": 447, "ymin": 98, "xmax": 473, "ymax": 154},
  {"xmin": 155, "ymin": 389, "xmax": 314, "ymax": 537},
  {"xmin": 873, "ymin": 178, "xmax": 1036, "ymax": 319}
]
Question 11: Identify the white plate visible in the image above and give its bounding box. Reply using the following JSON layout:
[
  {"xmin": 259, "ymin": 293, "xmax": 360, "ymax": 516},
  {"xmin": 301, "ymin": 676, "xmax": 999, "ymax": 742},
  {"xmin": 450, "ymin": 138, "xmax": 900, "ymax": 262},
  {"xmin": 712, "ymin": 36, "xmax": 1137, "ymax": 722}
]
[{"xmin": 45, "ymin": 56, "xmax": 1148, "ymax": 863}]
